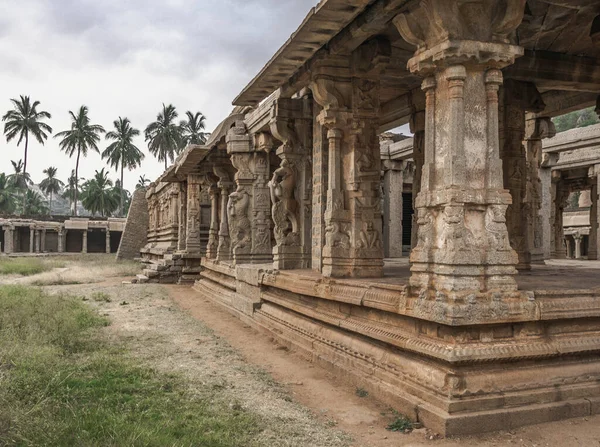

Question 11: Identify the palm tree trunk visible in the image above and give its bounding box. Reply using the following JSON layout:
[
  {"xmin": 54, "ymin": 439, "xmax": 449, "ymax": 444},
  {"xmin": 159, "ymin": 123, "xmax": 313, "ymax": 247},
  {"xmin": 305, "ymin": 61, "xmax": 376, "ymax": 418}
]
[
  {"xmin": 49, "ymin": 191, "xmax": 53, "ymax": 215},
  {"xmin": 120, "ymin": 161, "xmax": 124, "ymax": 217},
  {"xmin": 22, "ymin": 132, "xmax": 29, "ymax": 214},
  {"xmin": 165, "ymin": 158, "xmax": 167, "ymax": 171},
  {"xmin": 74, "ymin": 147, "xmax": 81, "ymax": 216}
]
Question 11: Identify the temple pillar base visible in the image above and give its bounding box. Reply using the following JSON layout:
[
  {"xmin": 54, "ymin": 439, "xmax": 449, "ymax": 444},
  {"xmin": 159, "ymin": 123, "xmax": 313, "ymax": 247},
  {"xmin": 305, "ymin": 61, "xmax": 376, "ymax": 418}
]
[{"xmin": 273, "ymin": 246, "xmax": 310, "ymax": 270}]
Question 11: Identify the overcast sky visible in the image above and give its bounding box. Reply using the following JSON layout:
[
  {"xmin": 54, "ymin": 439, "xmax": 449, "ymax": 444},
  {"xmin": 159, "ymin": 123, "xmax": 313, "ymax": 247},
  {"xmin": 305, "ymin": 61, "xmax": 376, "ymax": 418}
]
[{"xmin": 0, "ymin": 0, "xmax": 319, "ymax": 192}]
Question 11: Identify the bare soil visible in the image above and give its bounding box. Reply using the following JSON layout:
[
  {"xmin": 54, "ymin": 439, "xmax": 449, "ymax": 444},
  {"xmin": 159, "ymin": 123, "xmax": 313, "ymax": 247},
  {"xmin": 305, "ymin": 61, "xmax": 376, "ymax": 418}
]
[{"xmin": 32, "ymin": 269, "xmax": 600, "ymax": 447}]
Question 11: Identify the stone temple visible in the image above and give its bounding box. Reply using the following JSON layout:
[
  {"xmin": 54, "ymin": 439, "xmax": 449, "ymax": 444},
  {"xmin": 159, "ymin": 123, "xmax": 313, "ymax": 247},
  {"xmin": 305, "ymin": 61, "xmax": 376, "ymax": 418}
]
[{"xmin": 131, "ymin": 0, "xmax": 600, "ymax": 436}]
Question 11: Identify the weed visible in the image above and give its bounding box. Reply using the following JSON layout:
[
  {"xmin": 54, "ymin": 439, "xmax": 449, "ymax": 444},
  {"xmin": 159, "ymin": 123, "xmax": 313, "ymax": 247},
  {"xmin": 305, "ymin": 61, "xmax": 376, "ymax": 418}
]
[
  {"xmin": 355, "ymin": 387, "xmax": 369, "ymax": 398},
  {"xmin": 386, "ymin": 413, "xmax": 413, "ymax": 433},
  {"xmin": 91, "ymin": 291, "xmax": 111, "ymax": 302}
]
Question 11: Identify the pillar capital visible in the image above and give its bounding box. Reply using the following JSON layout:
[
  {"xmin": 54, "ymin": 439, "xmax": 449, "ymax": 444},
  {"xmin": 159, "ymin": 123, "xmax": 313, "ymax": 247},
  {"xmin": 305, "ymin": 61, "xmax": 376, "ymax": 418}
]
[
  {"xmin": 393, "ymin": 0, "xmax": 525, "ymax": 75},
  {"xmin": 526, "ymin": 116, "xmax": 556, "ymax": 140}
]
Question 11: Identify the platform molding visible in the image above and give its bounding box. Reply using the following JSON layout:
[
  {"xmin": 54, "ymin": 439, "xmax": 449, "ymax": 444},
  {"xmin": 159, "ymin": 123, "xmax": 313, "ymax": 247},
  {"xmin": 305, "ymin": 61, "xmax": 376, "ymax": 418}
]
[{"xmin": 193, "ymin": 258, "xmax": 600, "ymax": 436}]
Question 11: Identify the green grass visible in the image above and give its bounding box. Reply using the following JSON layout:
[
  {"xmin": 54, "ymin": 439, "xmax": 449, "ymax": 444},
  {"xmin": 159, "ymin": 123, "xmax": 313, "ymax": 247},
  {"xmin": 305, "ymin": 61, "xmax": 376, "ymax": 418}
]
[
  {"xmin": 0, "ymin": 258, "xmax": 60, "ymax": 276},
  {"xmin": 0, "ymin": 285, "xmax": 263, "ymax": 446}
]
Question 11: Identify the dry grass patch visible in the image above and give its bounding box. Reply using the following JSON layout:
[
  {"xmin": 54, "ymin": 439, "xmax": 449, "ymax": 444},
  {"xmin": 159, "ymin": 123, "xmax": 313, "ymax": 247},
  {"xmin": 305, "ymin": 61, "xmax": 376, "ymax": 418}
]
[{"xmin": 0, "ymin": 257, "xmax": 65, "ymax": 276}]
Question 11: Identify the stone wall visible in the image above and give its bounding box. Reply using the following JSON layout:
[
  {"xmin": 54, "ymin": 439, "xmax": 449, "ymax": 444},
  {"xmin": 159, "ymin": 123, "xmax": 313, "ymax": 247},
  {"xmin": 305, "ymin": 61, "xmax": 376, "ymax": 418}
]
[{"xmin": 117, "ymin": 188, "xmax": 149, "ymax": 260}]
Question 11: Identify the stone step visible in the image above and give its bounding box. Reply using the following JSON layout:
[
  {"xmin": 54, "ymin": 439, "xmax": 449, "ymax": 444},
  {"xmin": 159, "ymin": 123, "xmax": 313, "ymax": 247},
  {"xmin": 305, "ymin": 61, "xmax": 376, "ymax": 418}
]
[{"xmin": 136, "ymin": 274, "xmax": 149, "ymax": 284}]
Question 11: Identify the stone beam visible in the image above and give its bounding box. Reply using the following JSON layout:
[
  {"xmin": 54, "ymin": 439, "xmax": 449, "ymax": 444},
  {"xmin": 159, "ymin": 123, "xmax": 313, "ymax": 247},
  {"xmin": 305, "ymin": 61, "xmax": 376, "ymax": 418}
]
[
  {"xmin": 505, "ymin": 50, "xmax": 600, "ymax": 93},
  {"xmin": 534, "ymin": 90, "xmax": 597, "ymax": 118}
]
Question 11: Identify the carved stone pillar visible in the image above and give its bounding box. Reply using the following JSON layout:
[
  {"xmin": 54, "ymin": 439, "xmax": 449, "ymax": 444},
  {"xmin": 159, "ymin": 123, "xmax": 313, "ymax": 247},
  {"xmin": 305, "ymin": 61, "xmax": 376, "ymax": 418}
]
[
  {"xmin": 382, "ymin": 160, "xmax": 404, "ymax": 258},
  {"xmin": 58, "ymin": 228, "xmax": 64, "ymax": 253},
  {"xmin": 105, "ymin": 229, "xmax": 111, "ymax": 254},
  {"xmin": 3, "ymin": 226, "xmax": 13, "ymax": 254},
  {"xmin": 29, "ymin": 227, "xmax": 34, "ymax": 253},
  {"xmin": 177, "ymin": 182, "xmax": 187, "ymax": 252},
  {"xmin": 551, "ymin": 171, "xmax": 567, "ymax": 259},
  {"xmin": 574, "ymin": 234, "xmax": 582, "ymax": 259},
  {"xmin": 226, "ymin": 124, "xmax": 272, "ymax": 265},
  {"xmin": 214, "ymin": 166, "xmax": 233, "ymax": 262},
  {"xmin": 185, "ymin": 175, "xmax": 202, "ymax": 253},
  {"xmin": 499, "ymin": 81, "xmax": 545, "ymax": 271},
  {"xmin": 35, "ymin": 230, "xmax": 41, "ymax": 253},
  {"xmin": 311, "ymin": 39, "xmax": 389, "ymax": 278},
  {"xmin": 410, "ymin": 108, "xmax": 425, "ymax": 251},
  {"xmin": 82, "ymin": 230, "xmax": 88, "ymax": 254},
  {"xmin": 269, "ymin": 96, "xmax": 313, "ymax": 270},
  {"xmin": 41, "ymin": 229, "xmax": 46, "ymax": 252},
  {"xmin": 206, "ymin": 184, "xmax": 220, "ymax": 259},
  {"xmin": 588, "ymin": 165, "xmax": 600, "ymax": 260},
  {"xmin": 524, "ymin": 117, "xmax": 556, "ymax": 264},
  {"xmin": 394, "ymin": 1, "xmax": 526, "ymax": 301}
]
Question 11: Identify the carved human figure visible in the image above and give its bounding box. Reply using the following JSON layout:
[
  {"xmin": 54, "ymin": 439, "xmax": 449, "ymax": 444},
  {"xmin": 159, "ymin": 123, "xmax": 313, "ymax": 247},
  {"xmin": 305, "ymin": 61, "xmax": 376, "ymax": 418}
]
[
  {"xmin": 415, "ymin": 208, "xmax": 433, "ymax": 250},
  {"xmin": 440, "ymin": 206, "xmax": 471, "ymax": 252},
  {"xmin": 485, "ymin": 205, "xmax": 511, "ymax": 251},
  {"xmin": 269, "ymin": 158, "xmax": 300, "ymax": 245},
  {"xmin": 358, "ymin": 221, "xmax": 381, "ymax": 249},
  {"xmin": 227, "ymin": 186, "xmax": 251, "ymax": 251},
  {"xmin": 325, "ymin": 222, "xmax": 350, "ymax": 249}
]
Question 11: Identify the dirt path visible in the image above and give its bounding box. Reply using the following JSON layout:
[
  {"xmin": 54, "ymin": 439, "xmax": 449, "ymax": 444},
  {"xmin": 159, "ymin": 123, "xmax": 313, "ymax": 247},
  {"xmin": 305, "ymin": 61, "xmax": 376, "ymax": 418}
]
[{"xmin": 37, "ymin": 276, "xmax": 600, "ymax": 447}]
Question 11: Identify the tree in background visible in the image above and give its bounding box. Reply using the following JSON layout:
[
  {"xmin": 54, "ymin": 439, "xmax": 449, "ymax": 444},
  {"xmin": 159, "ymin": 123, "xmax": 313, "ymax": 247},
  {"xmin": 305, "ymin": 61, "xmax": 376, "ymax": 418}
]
[
  {"xmin": 39, "ymin": 166, "xmax": 64, "ymax": 215},
  {"xmin": 553, "ymin": 107, "xmax": 600, "ymax": 133},
  {"xmin": 2, "ymin": 95, "xmax": 52, "ymax": 180},
  {"xmin": 22, "ymin": 189, "xmax": 49, "ymax": 216},
  {"xmin": 0, "ymin": 173, "xmax": 17, "ymax": 215},
  {"xmin": 145, "ymin": 104, "xmax": 182, "ymax": 171},
  {"xmin": 55, "ymin": 106, "xmax": 105, "ymax": 215},
  {"xmin": 180, "ymin": 111, "xmax": 209, "ymax": 147},
  {"xmin": 102, "ymin": 117, "xmax": 144, "ymax": 217},
  {"xmin": 136, "ymin": 175, "xmax": 150, "ymax": 190},
  {"xmin": 8, "ymin": 159, "xmax": 31, "ymax": 214},
  {"xmin": 112, "ymin": 179, "xmax": 131, "ymax": 216},
  {"xmin": 62, "ymin": 170, "xmax": 81, "ymax": 214},
  {"xmin": 80, "ymin": 168, "xmax": 118, "ymax": 217}
]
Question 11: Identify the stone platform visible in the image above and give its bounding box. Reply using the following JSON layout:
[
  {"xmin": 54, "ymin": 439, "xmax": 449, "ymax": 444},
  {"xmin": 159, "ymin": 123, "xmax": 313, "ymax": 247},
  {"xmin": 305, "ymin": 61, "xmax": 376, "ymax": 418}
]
[{"xmin": 194, "ymin": 257, "xmax": 600, "ymax": 436}]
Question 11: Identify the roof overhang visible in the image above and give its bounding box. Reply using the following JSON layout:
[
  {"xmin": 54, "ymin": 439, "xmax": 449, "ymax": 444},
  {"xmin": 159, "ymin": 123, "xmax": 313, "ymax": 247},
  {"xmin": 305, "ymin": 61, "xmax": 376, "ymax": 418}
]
[{"xmin": 233, "ymin": 0, "xmax": 374, "ymax": 107}]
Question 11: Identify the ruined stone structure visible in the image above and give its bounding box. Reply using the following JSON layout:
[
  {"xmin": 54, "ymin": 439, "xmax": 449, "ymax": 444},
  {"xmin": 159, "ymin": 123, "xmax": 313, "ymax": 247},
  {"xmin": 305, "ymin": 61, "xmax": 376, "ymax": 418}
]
[
  {"xmin": 0, "ymin": 217, "xmax": 125, "ymax": 255},
  {"xmin": 138, "ymin": 0, "xmax": 600, "ymax": 435}
]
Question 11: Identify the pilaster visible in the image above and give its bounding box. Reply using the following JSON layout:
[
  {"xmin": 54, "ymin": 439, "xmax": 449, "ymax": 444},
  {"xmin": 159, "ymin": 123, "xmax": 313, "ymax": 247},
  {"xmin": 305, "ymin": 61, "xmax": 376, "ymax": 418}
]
[
  {"xmin": 3, "ymin": 226, "xmax": 13, "ymax": 254},
  {"xmin": 410, "ymin": 108, "xmax": 425, "ymax": 250},
  {"xmin": 394, "ymin": 0, "xmax": 527, "ymax": 303}
]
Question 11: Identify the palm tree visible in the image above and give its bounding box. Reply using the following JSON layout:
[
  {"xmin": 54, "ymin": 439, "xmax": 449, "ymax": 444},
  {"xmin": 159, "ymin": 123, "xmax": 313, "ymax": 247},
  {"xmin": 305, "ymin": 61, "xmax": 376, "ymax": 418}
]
[
  {"xmin": 136, "ymin": 175, "xmax": 150, "ymax": 189},
  {"xmin": 145, "ymin": 104, "xmax": 182, "ymax": 170},
  {"xmin": 55, "ymin": 106, "xmax": 105, "ymax": 215},
  {"xmin": 22, "ymin": 189, "xmax": 49, "ymax": 216},
  {"xmin": 0, "ymin": 173, "xmax": 17, "ymax": 214},
  {"xmin": 180, "ymin": 111, "xmax": 209, "ymax": 147},
  {"xmin": 2, "ymin": 95, "xmax": 52, "ymax": 178},
  {"xmin": 39, "ymin": 166, "xmax": 64, "ymax": 215},
  {"xmin": 112, "ymin": 180, "xmax": 131, "ymax": 215},
  {"xmin": 80, "ymin": 168, "xmax": 119, "ymax": 217},
  {"xmin": 102, "ymin": 117, "xmax": 144, "ymax": 216}
]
